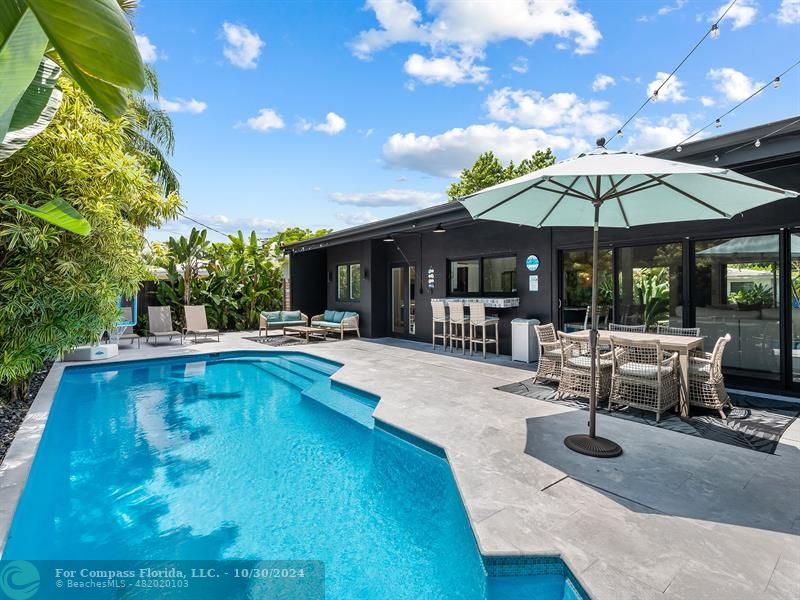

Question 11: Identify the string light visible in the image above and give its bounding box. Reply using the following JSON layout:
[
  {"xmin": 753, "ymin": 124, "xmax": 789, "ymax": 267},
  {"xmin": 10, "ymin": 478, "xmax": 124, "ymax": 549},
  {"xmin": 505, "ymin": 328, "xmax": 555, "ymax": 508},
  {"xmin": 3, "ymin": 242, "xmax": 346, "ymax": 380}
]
[
  {"xmin": 714, "ymin": 154, "xmax": 719, "ymax": 162},
  {"xmin": 754, "ymin": 138, "xmax": 761, "ymax": 148},
  {"xmin": 616, "ymin": 129, "xmax": 624, "ymax": 138},
  {"xmin": 715, "ymin": 118, "xmax": 721, "ymax": 128},
  {"xmin": 773, "ymin": 76, "xmax": 781, "ymax": 89},
  {"xmin": 653, "ymin": 58, "xmax": 800, "ymax": 156},
  {"xmin": 604, "ymin": 0, "xmax": 739, "ymax": 145}
]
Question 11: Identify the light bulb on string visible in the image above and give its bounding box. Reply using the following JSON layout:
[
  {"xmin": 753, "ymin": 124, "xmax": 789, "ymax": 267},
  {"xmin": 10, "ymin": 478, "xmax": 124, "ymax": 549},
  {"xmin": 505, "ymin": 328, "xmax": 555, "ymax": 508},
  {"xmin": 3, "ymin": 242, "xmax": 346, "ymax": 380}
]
[
  {"xmin": 714, "ymin": 155, "xmax": 719, "ymax": 162},
  {"xmin": 715, "ymin": 119, "xmax": 721, "ymax": 128},
  {"xmin": 616, "ymin": 129, "xmax": 623, "ymax": 138},
  {"xmin": 711, "ymin": 23, "xmax": 719, "ymax": 39},
  {"xmin": 754, "ymin": 139, "xmax": 761, "ymax": 148},
  {"xmin": 676, "ymin": 145, "xmax": 682, "ymax": 153},
  {"xmin": 773, "ymin": 77, "xmax": 781, "ymax": 89}
]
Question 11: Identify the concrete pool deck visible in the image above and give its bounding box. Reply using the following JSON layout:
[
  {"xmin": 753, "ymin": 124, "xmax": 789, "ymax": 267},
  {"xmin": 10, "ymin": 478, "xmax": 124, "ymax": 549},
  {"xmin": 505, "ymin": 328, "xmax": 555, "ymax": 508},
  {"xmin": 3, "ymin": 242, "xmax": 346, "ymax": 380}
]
[{"xmin": 1, "ymin": 331, "xmax": 798, "ymax": 600}]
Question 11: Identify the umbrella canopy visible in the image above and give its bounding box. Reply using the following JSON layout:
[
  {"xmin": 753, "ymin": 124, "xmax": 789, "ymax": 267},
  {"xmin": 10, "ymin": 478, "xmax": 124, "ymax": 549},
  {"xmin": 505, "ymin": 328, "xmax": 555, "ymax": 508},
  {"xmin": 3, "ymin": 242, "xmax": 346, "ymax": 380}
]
[
  {"xmin": 697, "ymin": 235, "xmax": 800, "ymax": 259},
  {"xmin": 460, "ymin": 148, "xmax": 798, "ymax": 459},
  {"xmin": 461, "ymin": 151, "xmax": 797, "ymax": 228}
]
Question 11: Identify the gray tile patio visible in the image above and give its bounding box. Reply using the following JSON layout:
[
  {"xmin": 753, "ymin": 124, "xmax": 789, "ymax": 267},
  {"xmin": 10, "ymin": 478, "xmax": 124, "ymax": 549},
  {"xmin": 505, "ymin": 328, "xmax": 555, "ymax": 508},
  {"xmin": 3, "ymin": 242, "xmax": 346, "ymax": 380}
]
[{"xmin": 1, "ymin": 330, "xmax": 798, "ymax": 600}]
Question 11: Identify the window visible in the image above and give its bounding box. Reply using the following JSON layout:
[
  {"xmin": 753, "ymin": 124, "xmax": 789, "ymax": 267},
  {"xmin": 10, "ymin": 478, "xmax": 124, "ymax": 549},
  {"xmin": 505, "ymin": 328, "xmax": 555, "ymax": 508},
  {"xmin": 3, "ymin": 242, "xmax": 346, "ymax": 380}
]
[
  {"xmin": 694, "ymin": 235, "xmax": 780, "ymax": 380},
  {"xmin": 561, "ymin": 248, "xmax": 612, "ymax": 331},
  {"xmin": 447, "ymin": 256, "xmax": 516, "ymax": 296},
  {"xmin": 483, "ymin": 256, "xmax": 517, "ymax": 294},
  {"xmin": 449, "ymin": 259, "xmax": 479, "ymax": 295},
  {"xmin": 337, "ymin": 263, "xmax": 361, "ymax": 301},
  {"xmin": 614, "ymin": 243, "xmax": 683, "ymax": 329}
]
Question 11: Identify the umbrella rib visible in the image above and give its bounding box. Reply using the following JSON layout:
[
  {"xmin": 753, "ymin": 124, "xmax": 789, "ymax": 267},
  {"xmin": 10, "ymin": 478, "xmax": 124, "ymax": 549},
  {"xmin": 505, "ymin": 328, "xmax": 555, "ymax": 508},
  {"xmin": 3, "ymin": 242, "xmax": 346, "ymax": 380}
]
[
  {"xmin": 535, "ymin": 176, "xmax": 582, "ymax": 227},
  {"xmin": 606, "ymin": 175, "xmax": 670, "ymax": 200},
  {"xmin": 701, "ymin": 173, "xmax": 793, "ymax": 195},
  {"xmin": 647, "ymin": 175, "xmax": 731, "ymax": 218},
  {"xmin": 470, "ymin": 179, "xmax": 549, "ymax": 218},
  {"xmin": 545, "ymin": 178, "xmax": 595, "ymax": 202},
  {"xmin": 607, "ymin": 176, "xmax": 631, "ymax": 228},
  {"xmin": 599, "ymin": 174, "xmax": 631, "ymax": 201}
]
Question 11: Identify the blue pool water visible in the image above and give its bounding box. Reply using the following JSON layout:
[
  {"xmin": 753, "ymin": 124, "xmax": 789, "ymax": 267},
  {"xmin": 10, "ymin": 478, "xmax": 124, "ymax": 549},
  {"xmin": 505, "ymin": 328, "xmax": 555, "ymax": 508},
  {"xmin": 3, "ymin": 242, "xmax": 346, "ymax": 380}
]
[{"xmin": 3, "ymin": 351, "xmax": 586, "ymax": 599}]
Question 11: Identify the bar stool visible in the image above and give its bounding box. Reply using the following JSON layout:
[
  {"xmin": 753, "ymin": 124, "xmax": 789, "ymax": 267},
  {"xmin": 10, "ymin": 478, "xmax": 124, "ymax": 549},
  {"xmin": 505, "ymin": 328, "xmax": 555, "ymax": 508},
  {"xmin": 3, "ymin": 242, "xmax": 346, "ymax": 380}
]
[
  {"xmin": 431, "ymin": 300, "xmax": 449, "ymax": 350},
  {"xmin": 469, "ymin": 302, "xmax": 499, "ymax": 358},
  {"xmin": 448, "ymin": 301, "xmax": 470, "ymax": 354}
]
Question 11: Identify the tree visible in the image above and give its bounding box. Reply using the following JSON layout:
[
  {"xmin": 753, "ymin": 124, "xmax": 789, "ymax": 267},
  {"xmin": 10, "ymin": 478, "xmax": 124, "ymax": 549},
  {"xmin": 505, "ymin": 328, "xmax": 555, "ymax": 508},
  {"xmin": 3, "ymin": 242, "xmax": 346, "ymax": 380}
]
[
  {"xmin": 166, "ymin": 228, "xmax": 208, "ymax": 306},
  {"xmin": 0, "ymin": 81, "xmax": 182, "ymax": 392},
  {"xmin": 447, "ymin": 149, "xmax": 557, "ymax": 200},
  {"xmin": 1, "ymin": 0, "xmax": 146, "ymax": 233}
]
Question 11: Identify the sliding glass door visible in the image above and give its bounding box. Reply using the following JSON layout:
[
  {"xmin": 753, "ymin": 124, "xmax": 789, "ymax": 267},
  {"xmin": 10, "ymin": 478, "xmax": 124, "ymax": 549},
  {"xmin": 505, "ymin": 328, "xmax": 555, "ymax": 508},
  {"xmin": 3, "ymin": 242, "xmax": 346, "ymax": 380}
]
[{"xmin": 561, "ymin": 248, "xmax": 612, "ymax": 331}]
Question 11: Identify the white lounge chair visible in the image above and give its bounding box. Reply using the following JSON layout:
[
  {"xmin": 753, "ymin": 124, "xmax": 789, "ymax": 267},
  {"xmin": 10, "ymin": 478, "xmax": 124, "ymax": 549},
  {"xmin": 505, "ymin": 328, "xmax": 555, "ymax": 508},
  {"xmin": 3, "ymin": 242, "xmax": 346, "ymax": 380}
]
[
  {"xmin": 147, "ymin": 306, "xmax": 183, "ymax": 346},
  {"xmin": 184, "ymin": 305, "xmax": 220, "ymax": 343}
]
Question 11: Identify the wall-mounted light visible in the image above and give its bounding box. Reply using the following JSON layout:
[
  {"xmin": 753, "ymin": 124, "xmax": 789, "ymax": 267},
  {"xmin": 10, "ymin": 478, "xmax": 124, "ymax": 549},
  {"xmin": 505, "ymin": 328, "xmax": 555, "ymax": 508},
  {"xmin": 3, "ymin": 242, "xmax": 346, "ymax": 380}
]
[
  {"xmin": 433, "ymin": 223, "xmax": 446, "ymax": 233},
  {"xmin": 427, "ymin": 266, "xmax": 435, "ymax": 290},
  {"xmin": 382, "ymin": 234, "xmax": 394, "ymax": 242},
  {"xmin": 363, "ymin": 268, "xmax": 369, "ymax": 280},
  {"xmin": 327, "ymin": 271, "xmax": 333, "ymax": 283}
]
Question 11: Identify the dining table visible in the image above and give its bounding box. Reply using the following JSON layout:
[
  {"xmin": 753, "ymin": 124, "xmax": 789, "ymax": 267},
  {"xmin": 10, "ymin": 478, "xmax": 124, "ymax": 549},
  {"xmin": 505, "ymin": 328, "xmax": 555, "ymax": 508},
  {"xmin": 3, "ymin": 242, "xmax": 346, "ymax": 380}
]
[{"xmin": 572, "ymin": 329, "xmax": 704, "ymax": 417}]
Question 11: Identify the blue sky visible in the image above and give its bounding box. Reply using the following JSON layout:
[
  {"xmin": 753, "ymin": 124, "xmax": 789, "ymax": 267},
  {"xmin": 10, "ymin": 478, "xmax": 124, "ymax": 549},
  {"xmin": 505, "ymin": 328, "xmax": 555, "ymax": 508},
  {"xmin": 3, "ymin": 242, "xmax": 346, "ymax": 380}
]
[{"xmin": 134, "ymin": 0, "xmax": 800, "ymax": 241}]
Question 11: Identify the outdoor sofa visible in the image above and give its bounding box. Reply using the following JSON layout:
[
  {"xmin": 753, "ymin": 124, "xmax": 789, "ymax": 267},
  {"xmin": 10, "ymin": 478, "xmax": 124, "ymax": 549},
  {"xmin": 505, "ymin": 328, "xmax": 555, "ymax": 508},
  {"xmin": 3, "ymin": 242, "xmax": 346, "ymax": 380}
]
[
  {"xmin": 259, "ymin": 310, "xmax": 308, "ymax": 336},
  {"xmin": 311, "ymin": 310, "xmax": 360, "ymax": 339}
]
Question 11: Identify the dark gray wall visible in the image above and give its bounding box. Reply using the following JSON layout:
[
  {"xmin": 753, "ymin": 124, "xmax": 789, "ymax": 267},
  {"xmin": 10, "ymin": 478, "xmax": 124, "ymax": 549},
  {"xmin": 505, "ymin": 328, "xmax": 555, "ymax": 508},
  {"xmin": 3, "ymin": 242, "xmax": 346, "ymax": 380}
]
[
  {"xmin": 289, "ymin": 249, "xmax": 326, "ymax": 318},
  {"xmin": 325, "ymin": 240, "xmax": 377, "ymax": 336}
]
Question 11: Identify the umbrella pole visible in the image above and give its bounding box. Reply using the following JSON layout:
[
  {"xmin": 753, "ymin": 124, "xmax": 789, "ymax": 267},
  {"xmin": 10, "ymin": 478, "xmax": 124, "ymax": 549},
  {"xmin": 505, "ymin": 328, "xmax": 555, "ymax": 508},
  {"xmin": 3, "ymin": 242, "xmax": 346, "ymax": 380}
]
[{"xmin": 564, "ymin": 202, "xmax": 623, "ymax": 458}]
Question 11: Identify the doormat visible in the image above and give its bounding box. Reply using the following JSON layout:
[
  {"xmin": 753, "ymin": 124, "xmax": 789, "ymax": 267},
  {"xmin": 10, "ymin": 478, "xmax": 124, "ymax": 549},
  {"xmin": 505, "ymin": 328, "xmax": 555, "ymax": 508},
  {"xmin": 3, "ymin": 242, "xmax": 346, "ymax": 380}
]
[{"xmin": 496, "ymin": 378, "xmax": 799, "ymax": 454}]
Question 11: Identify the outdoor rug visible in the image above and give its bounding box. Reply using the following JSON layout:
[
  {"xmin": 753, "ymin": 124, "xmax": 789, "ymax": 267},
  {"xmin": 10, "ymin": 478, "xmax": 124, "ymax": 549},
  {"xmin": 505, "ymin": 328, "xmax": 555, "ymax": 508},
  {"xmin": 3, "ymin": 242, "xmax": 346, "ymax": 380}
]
[
  {"xmin": 497, "ymin": 378, "xmax": 800, "ymax": 454},
  {"xmin": 243, "ymin": 335, "xmax": 338, "ymax": 348}
]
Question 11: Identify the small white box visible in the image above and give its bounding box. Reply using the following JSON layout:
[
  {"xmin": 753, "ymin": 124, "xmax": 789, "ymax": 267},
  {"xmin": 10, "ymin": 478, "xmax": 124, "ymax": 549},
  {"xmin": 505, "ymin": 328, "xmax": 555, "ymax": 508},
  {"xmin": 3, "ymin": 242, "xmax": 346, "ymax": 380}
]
[
  {"xmin": 63, "ymin": 344, "xmax": 119, "ymax": 362},
  {"xmin": 511, "ymin": 318, "xmax": 540, "ymax": 363}
]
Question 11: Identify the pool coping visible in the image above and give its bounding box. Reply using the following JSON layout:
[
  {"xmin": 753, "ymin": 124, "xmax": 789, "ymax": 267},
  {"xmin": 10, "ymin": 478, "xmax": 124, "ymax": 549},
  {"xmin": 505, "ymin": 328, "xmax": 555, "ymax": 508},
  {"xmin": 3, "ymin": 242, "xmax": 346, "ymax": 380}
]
[{"xmin": 0, "ymin": 347, "xmax": 592, "ymax": 598}]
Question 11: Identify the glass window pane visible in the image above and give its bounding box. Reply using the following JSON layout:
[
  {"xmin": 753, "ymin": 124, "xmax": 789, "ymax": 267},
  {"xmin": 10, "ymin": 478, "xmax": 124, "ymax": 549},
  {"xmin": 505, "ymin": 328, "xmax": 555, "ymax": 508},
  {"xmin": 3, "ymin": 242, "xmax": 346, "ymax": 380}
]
[
  {"xmin": 562, "ymin": 249, "xmax": 612, "ymax": 331},
  {"xmin": 350, "ymin": 264, "xmax": 361, "ymax": 300},
  {"xmin": 483, "ymin": 256, "xmax": 517, "ymax": 294},
  {"xmin": 615, "ymin": 243, "xmax": 683, "ymax": 330},
  {"xmin": 408, "ymin": 266, "xmax": 416, "ymax": 335},
  {"xmin": 337, "ymin": 265, "xmax": 348, "ymax": 300},
  {"xmin": 695, "ymin": 235, "xmax": 780, "ymax": 380},
  {"xmin": 449, "ymin": 259, "xmax": 479, "ymax": 295}
]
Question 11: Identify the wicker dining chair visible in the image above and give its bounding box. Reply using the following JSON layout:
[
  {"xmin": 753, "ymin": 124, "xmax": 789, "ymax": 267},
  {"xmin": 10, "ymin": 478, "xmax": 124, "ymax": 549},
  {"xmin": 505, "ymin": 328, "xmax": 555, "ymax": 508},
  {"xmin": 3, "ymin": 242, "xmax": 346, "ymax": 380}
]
[
  {"xmin": 608, "ymin": 336, "xmax": 679, "ymax": 422},
  {"xmin": 556, "ymin": 331, "xmax": 613, "ymax": 402},
  {"xmin": 608, "ymin": 323, "xmax": 647, "ymax": 333},
  {"xmin": 688, "ymin": 333, "xmax": 732, "ymax": 418},
  {"xmin": 431, "ymin": 300, "xmax": 449, "ymax": 350},
  {"xmin": 657, "ymin": 324, "xmax": 701, "ymax": 337},
  {"xmin": 533, "ymin": 323, "xmax": 562, "ymax": 383},
  {"xmin": 469, "ymin": 302, "xmax": 499, "ymax": 358},
  {"xmin": 448, "ymin": 301, "xmax": 470, "ymax": 354}
]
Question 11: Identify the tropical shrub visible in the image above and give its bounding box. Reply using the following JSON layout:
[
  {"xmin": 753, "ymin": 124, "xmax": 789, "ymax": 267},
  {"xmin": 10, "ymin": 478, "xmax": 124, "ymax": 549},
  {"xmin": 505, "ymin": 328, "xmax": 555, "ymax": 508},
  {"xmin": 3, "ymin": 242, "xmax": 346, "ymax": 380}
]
[
  {"xmin": 729, "ymin": 283, "xmax": 773, "ymax": 308},
  {"xmin": 0, "ymin": 81, "xmax": 181, "ymax": 392},
  {"xmin": 634, "ymin": 268, "xmax": 671, "ymax": 328}
]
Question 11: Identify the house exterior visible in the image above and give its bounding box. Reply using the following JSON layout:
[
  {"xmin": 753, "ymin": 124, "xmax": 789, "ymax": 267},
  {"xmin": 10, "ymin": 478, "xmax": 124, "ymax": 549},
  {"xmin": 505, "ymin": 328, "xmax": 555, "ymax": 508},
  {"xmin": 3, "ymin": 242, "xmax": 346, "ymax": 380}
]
[{"xmin": 285, "ymin": 116, "xmax": 800, "ymax": 393}]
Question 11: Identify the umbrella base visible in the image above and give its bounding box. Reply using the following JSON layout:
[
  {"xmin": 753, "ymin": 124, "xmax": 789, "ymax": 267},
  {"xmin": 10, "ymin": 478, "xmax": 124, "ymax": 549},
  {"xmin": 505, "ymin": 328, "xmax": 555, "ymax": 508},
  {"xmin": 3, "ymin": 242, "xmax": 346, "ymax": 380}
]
[{"xmin": 564, "ymin": 434, "xmax": 623, "ymax": 458}]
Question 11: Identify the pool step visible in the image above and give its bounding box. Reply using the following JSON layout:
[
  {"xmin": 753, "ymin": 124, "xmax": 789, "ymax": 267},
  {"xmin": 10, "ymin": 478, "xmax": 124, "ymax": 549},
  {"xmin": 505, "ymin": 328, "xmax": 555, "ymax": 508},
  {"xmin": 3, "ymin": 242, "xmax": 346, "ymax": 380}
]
[
  {"xmin": 251, "ymin": 360, "xmax": 315, "ymax": 390},
  {"xmin": 301, "ymin": 380, "xmax": 375, "ymax": 429}
]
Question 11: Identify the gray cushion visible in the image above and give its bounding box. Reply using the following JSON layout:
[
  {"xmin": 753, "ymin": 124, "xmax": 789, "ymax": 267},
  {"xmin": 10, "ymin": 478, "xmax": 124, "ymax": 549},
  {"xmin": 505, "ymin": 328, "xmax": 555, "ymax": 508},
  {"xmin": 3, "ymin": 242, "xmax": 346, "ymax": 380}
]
[
  {"xmin": 689, "ymin": 362, "xmax": 711, "ymax": 377},
  {"xmin": 273, "ymin": 320, "xmax": 306, "ymax": 327},
  {"xmin": 543, "ymin": 349, "xmax": 561, "ymax": 358},
  {"xmin": 261, "ymin": 310, "xmax": 281, "ymax": 322},
  {"xmin": 315, "ymin": 321, "xmax": 341, "ymax": 328},
  {"xmin": 567, "ymin": 356, "xmax": 612, "ymax": 369},
  {"xmin": 618, "ymin": 363, "xmax": 673, "ymax": 377},
  {"xmin": 282, "ymin": 310, "xmax": 302, "ymax": 321}
]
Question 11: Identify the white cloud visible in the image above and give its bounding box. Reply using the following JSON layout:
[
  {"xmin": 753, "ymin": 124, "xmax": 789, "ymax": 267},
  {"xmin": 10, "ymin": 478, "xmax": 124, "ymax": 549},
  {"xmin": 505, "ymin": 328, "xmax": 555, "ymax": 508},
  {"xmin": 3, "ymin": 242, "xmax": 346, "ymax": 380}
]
[
  {"xmin": 300, "ymin": 112, "xmax": 347, "ymax": 135},
  {"xmin": 331, "ymin": 188, "xmax": 443, "ymax": 208},
  {"xmin": 485, "ymin": 87, "xmax": 620, "ymax": 137},
  {"xmin": 222, "ymin": 22, "xmax": 264, "ymax": 69},
  {"xmin": 647, "ymin": 71, "xmax": 688, "ymax": 102},
  {"xmin": 351, "ymin": 0, "xmax": 601, "ymax": 86},
  {"xmin": 707, "ymin": 67, "xmax": 762, "ymax": 101},
  {"xmin": 592, "ymin": 73, "xmax": 615, "ymax": 91},
  {"xmin": 403, "ymin": 52, "xmax": 489, "ymax": 85},
  {"xmin": 383, "ymin": 123, "xmax": 589, "ymax": 178},
  {"xmin": 699, "ymin": 96, "xmax": 716, "ymax": 107},
  {"xmin": 510, "ymin": 56, "xmax": 528, "ymax": 74},
  {"xmin": 135, "ymin": 34, "xmax": 159, "ymax": 63},
  {"xmin": 153, "ymin": 214, "xmax": 286, "ymax": 242},
  {"xmin": 336, "ymin": 211, "xmax": 381, "ymax": 226},
  {"xmin": 777, "ymin": 0, "xmax": 800, "ymax": 24},
  {"xmin": 623, "ymin": 114, "xmax": 694, "ymax": 153},
  {"xmin": 712, "ymin": 0, "xmax": 757, "ymax": 29},
  {"xmin": 157, "ymin": 97, "xmax": 207, "ymax": 114},
  {"xmin": 244, "ymin": 108, "xmax": 285, "ymax": 132},
  {"xmin": 658, "ymin": 0, "xmax": 687, "ymax": 16}
]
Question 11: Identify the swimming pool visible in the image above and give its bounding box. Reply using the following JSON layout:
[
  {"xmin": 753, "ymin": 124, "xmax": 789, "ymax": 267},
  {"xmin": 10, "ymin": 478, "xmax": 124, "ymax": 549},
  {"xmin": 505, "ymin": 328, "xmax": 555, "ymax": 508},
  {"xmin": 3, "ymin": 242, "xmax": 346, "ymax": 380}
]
[{"xmin": 2, "ymin": 351, "xmax": 588, "ymax": 599}]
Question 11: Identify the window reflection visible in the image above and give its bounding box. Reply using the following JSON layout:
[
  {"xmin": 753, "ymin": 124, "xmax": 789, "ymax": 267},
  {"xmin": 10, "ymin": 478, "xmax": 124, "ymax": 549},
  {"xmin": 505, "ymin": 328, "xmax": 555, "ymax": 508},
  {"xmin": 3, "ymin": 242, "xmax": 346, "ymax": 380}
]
[
  {"xmin": 694, "ymin": 235, "xmax": 780, "ymax": 380},
  {"xmin": 615, "ymin": 243, "xmax": 683, "ymax": 330},
  {"xmin": 561, "ymin": 249, "xmax": 612, "ymax": 331}
]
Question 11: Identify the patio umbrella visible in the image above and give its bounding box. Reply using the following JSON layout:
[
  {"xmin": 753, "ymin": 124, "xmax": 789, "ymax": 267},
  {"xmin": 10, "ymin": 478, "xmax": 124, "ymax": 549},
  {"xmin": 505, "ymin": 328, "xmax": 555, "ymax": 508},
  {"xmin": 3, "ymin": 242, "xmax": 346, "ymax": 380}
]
[{"xmin": 460, "ymin": 141, "xmax": 798, "ymax": 458}]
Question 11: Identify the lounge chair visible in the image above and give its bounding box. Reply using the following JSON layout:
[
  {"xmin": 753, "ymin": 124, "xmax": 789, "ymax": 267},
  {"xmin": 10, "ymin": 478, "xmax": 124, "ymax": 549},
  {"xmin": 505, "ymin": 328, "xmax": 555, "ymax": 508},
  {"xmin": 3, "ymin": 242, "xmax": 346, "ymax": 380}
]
[
  {"xmin": 259, "ymin": 310, "xmax": 309, "ymax": 336},
  {"xmin": 147, "ymin": 306, "xmax": 183, "ymax": 345},
  {"xmin": 184, "ymin": 305, "xmax": 220, "ymax": 343}
]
